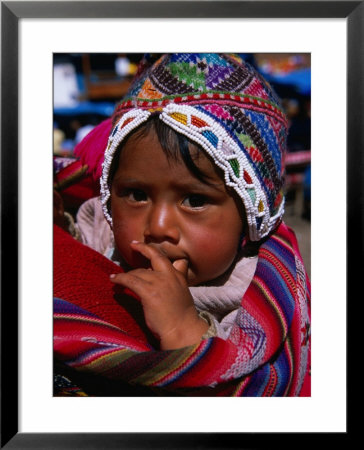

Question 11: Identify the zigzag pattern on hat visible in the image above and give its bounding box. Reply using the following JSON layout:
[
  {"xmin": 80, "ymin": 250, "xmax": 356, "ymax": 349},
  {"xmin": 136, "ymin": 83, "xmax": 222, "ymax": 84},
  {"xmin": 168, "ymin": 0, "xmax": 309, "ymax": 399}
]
[{"xmin": 103, "ymin": 53, "xmax": 288, "ymax": 241}]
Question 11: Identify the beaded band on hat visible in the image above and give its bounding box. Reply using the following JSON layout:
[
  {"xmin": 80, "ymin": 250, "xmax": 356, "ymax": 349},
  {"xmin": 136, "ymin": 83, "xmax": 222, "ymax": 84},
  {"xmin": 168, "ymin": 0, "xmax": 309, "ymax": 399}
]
[
  {"xmin": 100, "ymin": 109, "xmax": 151, "ymax": 225},
  {"xmin": 100, "ymin": 106, "xmax": 284, "ymax": 242},
  {"xmin": 160, "ymin": 104, "xmax": 284, "ymax": 241}
]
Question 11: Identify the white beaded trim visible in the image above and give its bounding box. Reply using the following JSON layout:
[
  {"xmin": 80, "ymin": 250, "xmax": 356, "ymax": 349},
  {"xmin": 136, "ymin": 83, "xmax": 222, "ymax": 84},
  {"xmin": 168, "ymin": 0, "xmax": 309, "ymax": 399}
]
[
  {"xmin": 100, "ymin": 105, "xmax": 284, "ymax": 241},
  {"xmin": 100, "ymin": 109, "xmax": 151, "ymax": 226},
  {"xmin": 160, "ymin": 104, "xmax": 283, "ymax": 240}
]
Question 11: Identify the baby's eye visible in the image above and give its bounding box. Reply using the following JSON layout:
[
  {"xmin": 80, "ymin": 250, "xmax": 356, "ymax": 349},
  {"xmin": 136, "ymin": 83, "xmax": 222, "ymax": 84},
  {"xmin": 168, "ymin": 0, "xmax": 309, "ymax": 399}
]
[
  {"xmin": 182, "ymin": 194, "xmax": 208, "ymax": 209},
  {"xmin": 124, "ymin": 188, "xmax": 147, "ymax": 202}
]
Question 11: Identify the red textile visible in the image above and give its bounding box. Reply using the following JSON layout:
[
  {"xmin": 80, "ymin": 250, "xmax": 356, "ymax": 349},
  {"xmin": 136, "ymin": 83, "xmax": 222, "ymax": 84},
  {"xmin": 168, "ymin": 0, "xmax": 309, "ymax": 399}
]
[
  {"xmin": 53, "ymin": 224, "xmax": 151, "ymax": 344},
  {"xmin": 60, "ymin": 175, "xmax": 100, "ymax": 211},
  {"xmin": 54, "ymin": 223, "xmax": 310, "ymax": 396}
]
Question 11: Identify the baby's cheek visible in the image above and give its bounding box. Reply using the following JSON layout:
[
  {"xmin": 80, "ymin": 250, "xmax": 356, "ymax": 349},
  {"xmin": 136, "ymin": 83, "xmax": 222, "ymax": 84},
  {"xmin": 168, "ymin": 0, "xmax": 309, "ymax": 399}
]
[
  {"xmin": 189, "ymin": 231, "xmax": 238, "ymax": 283},
  {"xmin": 112, "ymin": 220, "xmax": 136, "ymax": 255},
  {"xmin": 204, "ymin": 238, "xmax": 236, "ymax": 267}
]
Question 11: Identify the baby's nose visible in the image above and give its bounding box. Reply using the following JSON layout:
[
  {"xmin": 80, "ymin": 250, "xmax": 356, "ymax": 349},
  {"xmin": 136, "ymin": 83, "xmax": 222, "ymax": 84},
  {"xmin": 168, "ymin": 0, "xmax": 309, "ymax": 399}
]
[{"xmin": 144, "ymin": 203, "xmax": 180, "ymax": 243}]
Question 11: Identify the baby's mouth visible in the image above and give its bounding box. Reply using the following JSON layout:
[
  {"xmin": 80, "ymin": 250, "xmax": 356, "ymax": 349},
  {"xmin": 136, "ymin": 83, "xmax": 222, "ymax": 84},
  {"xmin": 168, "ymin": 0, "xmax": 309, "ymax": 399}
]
[
  {"xmin": 129, "ymin": 243, "xmax": 189, "ymax": 270},
  {"xmin": 148, "ymin": 243, "xmax": 187, "ymax": 264}
]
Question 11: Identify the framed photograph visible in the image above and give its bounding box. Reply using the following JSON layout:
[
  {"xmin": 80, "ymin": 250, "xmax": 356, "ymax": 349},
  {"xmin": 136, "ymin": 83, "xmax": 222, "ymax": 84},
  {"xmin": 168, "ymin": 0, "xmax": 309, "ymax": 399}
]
[{"xmin": 2, "ymin": 1, "xmax": 359, "ymax": 448}]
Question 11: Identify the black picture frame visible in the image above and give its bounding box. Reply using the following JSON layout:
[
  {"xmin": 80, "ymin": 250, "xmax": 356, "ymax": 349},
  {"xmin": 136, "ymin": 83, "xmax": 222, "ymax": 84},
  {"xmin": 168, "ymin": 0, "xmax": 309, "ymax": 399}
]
[{"xmin": 1, "ymin": 1, "xmax": 360, "ymax": 448}]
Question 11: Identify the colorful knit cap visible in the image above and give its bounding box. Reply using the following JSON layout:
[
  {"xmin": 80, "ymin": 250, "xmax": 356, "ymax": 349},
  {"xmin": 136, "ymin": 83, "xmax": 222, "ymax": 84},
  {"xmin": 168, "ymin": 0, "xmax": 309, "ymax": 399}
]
[{"xmin": 100, "ymin": 54, "xmax": 288, "ymax": 241}]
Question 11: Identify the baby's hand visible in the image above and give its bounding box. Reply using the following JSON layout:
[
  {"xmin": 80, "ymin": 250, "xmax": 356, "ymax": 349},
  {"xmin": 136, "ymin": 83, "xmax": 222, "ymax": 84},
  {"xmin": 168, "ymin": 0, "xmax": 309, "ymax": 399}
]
[{"xmin": 110, "ymin": 241, "xmax": 208, "ymax": 350}]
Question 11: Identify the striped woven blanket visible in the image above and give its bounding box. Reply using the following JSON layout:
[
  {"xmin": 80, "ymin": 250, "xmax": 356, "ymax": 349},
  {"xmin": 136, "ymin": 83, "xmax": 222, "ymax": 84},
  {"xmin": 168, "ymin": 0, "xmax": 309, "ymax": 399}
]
[{"xmin": 53, "ymin": 223, "xmax": 310, "ymax": 396}]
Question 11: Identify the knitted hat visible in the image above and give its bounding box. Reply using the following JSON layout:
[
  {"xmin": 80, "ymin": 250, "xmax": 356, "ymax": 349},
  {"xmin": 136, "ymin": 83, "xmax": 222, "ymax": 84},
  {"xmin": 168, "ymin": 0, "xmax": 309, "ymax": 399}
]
[{"xmin": 96, "ymin": 54, "xmax": 288, "ymax": 241}]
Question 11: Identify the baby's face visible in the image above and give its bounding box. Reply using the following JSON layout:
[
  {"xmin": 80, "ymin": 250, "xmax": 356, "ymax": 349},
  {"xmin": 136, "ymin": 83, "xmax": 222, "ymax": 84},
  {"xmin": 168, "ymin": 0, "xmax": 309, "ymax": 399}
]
[{"xmin": 110, "ymin": 128, "xmax": 243, "ymax": 286}]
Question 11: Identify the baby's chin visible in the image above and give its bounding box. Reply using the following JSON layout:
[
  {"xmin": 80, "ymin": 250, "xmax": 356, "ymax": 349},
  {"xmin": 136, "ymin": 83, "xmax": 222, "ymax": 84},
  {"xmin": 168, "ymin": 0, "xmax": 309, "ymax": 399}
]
[
  {"xmin": 189, "ymin": 264, "xmax": 235, "ymax": 287},
  {"xmin": 186, "ymin": 269, "xmax": 218, "ymax": 287}
]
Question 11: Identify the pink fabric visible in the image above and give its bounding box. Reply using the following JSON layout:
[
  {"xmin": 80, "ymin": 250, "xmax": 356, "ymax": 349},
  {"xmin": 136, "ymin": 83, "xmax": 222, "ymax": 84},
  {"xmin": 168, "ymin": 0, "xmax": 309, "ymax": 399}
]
[{"xmin": 74, "ymin": 118, "xmax": 112, "ymax": 180}]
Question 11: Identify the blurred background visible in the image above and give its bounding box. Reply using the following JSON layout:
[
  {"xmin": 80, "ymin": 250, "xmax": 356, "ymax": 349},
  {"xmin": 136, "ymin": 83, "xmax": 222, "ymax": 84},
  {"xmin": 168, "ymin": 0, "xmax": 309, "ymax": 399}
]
[{"xmin": 53, "ymin": 53, "xmax": 311, "ymax": 277}]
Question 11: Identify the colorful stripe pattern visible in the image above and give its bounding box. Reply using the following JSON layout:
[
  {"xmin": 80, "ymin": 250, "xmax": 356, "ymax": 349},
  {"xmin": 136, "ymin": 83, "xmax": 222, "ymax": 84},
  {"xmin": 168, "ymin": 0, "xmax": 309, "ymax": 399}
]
[{"xmin": 54, "ymin": 222, "xmax": 310, "ymax": 396}]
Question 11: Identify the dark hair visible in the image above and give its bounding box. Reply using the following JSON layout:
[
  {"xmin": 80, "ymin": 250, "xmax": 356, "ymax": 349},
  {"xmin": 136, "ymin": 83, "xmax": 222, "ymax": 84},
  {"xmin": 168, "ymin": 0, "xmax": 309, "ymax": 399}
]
[{"xmin": 108, "ymin": 114, "xmax": 213, "ymax": 187}]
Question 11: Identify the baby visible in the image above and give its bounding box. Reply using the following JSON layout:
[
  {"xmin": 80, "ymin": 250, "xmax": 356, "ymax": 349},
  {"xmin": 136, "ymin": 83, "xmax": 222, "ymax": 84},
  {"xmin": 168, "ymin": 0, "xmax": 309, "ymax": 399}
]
[
  {"xmin": 56, "ymin": 53, "xmax": 310, "ymax": 396},
  {"xmin": 107, "ymin": 115, "xmax": 248, "ymax": 349}
]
